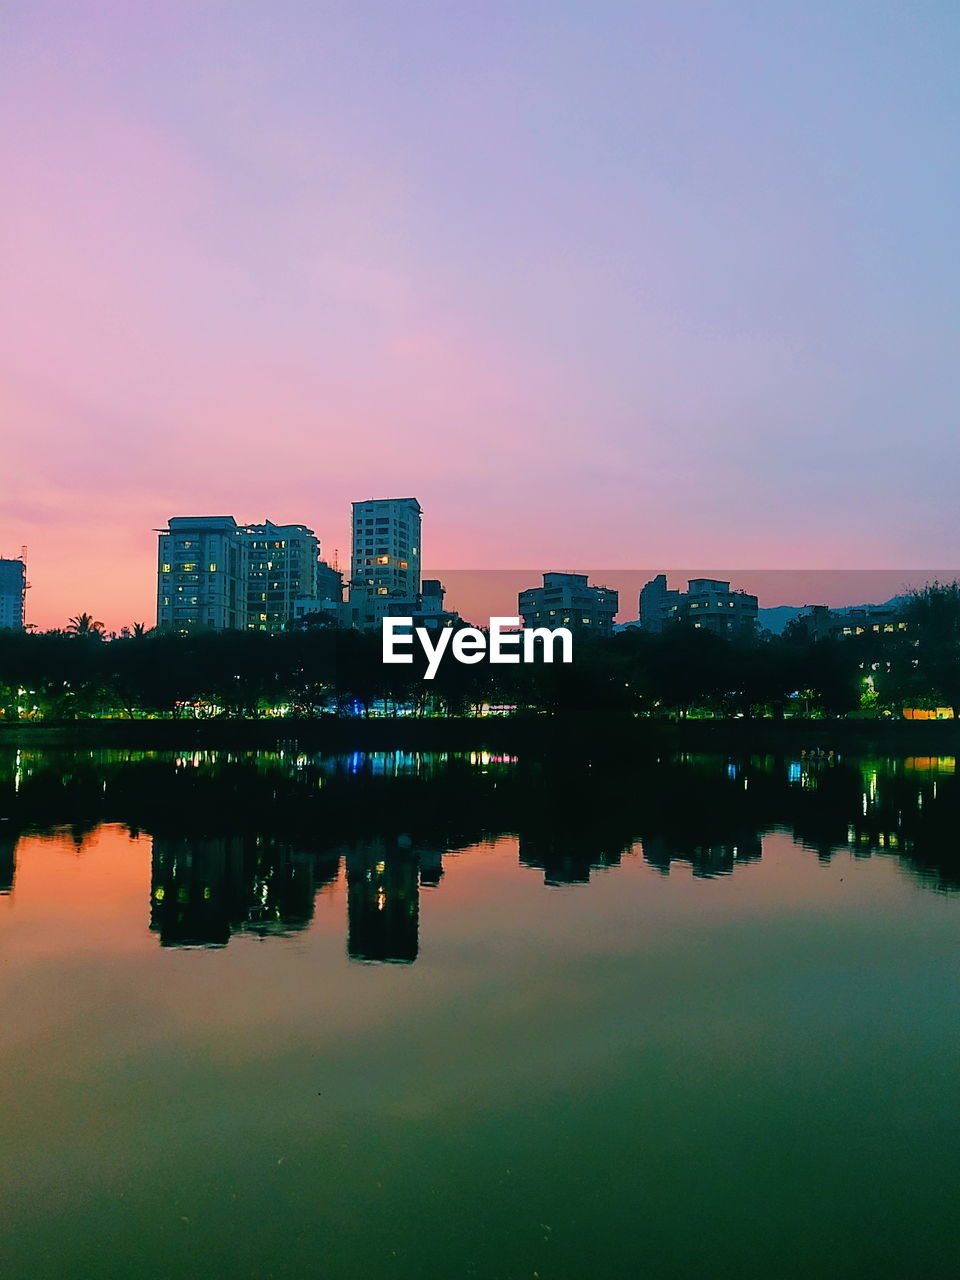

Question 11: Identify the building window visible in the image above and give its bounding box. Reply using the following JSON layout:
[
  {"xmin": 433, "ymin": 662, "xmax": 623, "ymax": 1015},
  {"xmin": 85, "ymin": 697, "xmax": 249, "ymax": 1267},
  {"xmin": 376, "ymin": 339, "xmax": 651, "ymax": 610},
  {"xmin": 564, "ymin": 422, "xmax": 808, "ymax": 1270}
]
[
  {"xmin": 376, "ymin": 555, "xmax": 390, "ymax": 565},
  {"xmin": 209, "ymin": 563, "xmax": 217, "ymax": 572},
  {"xmin": 161, "ymin": 562, "xmax": 171, "ymax": 573},
  {"xmin": 377, "ymin": 587, "xmax": 389, "ymax": 596}
]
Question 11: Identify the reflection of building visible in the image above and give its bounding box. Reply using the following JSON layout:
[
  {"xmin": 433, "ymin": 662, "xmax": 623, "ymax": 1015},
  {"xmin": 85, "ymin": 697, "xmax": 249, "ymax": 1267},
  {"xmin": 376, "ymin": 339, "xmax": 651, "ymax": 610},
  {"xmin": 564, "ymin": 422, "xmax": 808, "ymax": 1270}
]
[
  {"xmin": 417, "ymin": 847, "xmax": 445, "ymax": 888},
  {"xmin": 150, "ymin": 836, "xmax": 320, "ymax": 946},
  {"xmin": 518, "ymin": 572, "xmax": 618, "ymax": 635},
  {"xmin": 151, "ymin": 836, "xmax": 243, "ymax": 946},
  {"xmin": 639, "ymin": 575, "xmax": 758, "ymax": 637},
  {"xmin": 519, "ymin": 831, "xmax": 624, "ymax": 886},
  {"xmin": 0, "ymin": 832, "xmax": 17, "ymax": 894},
  {"xmin": 346, "ymin": 843, "xmax": 420, "ymax": 962},
  {"xmin": 240, "ymin": 836, "xmax": 316, "ymax": 936},
  {"xmin": 349, "ymin": 498, "xmax": 422, "ymax": 629},
  {"xmin": 0, "ymin": 556, "xmax": 27, "ymax": 630},
  {"xmin": 642, "ymin": 832, "xmax": 762, "ymax": 878}
]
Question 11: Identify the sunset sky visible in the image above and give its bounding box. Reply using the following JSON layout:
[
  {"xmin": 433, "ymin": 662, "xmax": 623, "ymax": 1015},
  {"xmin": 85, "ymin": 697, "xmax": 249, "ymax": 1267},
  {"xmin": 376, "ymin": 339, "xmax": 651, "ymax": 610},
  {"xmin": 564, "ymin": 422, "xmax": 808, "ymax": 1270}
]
[{"xmin": 3, "ymin": 2, "xmax": 960, "ymax": 630}]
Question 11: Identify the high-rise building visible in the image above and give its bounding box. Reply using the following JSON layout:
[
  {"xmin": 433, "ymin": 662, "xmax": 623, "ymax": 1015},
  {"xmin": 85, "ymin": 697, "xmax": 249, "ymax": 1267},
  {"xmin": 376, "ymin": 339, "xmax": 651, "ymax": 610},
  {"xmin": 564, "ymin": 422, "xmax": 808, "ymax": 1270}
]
[
  {"xmin": 241, "ymin": 520, "xmax": 323, "ymax": 632},
  {"xmin": 157, "ymin": 517, "xmax": 247, "ymax": 631},
  {"xmin": 157, "ymin": 516, "xmax": 338, "ymax": 632},
  {"xmin": 0, "ymin": 556, "xmax": 27, "ymax": 630},
  {"xmin": 349, "ymin": 497, "xmax": 421, "ymax": 628},
  {"xmin": 518, "ymin": 572, "xmax": 618, "ymax": 635}
]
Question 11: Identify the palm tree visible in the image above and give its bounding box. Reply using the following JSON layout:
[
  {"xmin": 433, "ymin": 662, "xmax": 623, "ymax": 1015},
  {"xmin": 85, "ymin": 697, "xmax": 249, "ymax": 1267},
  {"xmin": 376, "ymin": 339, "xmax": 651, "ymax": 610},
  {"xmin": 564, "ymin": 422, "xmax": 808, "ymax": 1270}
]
[{"xmin": 67, "ymin": 612, "xmax": 105, "ymax": 637}]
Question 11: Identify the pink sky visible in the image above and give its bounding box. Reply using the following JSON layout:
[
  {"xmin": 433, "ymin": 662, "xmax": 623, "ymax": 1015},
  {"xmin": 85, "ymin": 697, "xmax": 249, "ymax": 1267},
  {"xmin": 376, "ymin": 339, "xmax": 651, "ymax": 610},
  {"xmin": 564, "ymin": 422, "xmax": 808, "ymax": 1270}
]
[{"xmin": 3, "ymin": 4, "xmax": 960, "ymax": 630}]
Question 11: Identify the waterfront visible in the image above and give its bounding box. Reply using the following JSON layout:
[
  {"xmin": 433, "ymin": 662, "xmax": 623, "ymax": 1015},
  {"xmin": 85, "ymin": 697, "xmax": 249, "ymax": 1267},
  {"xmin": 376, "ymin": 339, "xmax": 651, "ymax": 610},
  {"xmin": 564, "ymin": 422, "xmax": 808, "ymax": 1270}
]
[{"xmin": 2, "ymin": 750, "xmax": 959, "ymax": 1279}]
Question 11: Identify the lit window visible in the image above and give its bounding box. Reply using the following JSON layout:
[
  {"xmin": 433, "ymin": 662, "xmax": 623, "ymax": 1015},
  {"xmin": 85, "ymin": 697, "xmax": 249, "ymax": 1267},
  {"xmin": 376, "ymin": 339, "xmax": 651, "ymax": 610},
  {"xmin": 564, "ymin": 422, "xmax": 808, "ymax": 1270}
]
[
  {"xmin": 399, "ymin": 560, "xmax": 408, "ymax": 569},
  {"xmin": 182, "ymin": 562, "xmax": 197, "ymax": 572},
  {"xmin": 377, "ymin": 587, "xmax": 389, "ymax": 595},
  {"xmin": 377, "ymin": 555, "xmax": 390, "ymax": 565},
  {"xmin": 209, "ymin": 563, "xmax": 217, "ymax": 572},
  {"xmin": 161, "ymin": 562, "xmax": 171, "ymax": 573}
]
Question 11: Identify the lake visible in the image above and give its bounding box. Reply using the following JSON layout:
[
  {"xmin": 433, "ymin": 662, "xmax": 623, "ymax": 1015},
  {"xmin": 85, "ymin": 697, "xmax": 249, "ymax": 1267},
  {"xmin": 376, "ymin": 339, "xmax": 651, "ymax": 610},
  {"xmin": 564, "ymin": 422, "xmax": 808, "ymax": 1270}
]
[{"xmin": 1, "ymin": 748, "xmax": 958, "ymax": 1279}]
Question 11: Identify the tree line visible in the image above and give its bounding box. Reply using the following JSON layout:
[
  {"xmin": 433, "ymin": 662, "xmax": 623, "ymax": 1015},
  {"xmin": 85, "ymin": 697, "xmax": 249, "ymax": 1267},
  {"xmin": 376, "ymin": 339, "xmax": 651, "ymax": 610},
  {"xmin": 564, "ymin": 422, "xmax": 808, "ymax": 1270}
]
[{"xmin": 1, "ymin": 584, "xmax": 959, "ymax": 721}]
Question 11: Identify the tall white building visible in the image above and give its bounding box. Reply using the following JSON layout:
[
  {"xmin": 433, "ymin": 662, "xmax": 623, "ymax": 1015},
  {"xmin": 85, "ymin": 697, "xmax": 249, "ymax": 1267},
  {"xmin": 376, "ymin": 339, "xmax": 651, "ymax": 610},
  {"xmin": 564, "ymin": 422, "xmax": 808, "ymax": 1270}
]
[
  {"xmin": 349, "ymin": 498, "xmax": 421, "ymax": 628},
  {"xmin": 0, "ymin": 557, "xmax": 27, "ymax": 630},
  {"xmin": 157, "ymin": 517, "xmax": 247, "ymax": 631}
]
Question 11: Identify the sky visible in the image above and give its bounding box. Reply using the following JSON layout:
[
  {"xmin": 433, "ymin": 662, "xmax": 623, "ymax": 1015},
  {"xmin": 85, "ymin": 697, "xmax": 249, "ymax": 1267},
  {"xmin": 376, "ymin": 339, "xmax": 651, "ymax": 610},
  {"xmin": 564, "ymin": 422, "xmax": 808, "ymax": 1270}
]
[{"xmin": 2, "ymin": 1, "xmax": 960, "ymax": 630}]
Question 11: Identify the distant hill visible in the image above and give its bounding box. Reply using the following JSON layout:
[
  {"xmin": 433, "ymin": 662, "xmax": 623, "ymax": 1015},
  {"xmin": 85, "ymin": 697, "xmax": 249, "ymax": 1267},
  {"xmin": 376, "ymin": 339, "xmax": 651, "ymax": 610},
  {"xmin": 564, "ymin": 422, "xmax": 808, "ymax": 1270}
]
[
  {"xmin": 757, "ymin": 606, "xmax": 804, "ymax": 634},
  {"xmin": 759, "ymin": 596, "xmax": 909, "ymax": 635}
]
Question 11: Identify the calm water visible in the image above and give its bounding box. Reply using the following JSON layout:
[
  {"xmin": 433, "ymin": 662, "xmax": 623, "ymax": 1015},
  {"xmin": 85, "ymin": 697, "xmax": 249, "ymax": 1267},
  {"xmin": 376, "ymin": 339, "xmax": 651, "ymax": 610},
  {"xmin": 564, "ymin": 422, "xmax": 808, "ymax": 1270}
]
[{"xmin": 1, "ymin": 748, "xmax": 959, "ymax": 1279}]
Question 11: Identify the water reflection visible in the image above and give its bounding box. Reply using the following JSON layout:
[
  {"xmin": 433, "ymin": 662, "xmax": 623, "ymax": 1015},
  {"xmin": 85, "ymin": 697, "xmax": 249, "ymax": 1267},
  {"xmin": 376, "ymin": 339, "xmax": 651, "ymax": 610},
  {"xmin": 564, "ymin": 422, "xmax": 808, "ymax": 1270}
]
[
  {"xmin": 0, "ymin": 829, "xmax": 14, "ymax": 894},
  {"xmin": 150, "ymin": 836, "xmax": 327, "ymax": 947},
  {"xmin": 346, "ymin": 842, "xmax": 420, "ymax": 963},
  {"xmin": 2, "ymin": 748, "xmax": 960, "ymax": 960}
]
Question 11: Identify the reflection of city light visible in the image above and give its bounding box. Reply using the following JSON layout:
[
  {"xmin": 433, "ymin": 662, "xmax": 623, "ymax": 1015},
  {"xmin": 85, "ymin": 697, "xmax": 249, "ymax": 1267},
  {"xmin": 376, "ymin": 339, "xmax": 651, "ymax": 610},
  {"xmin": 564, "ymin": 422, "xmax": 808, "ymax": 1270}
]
[
  {"xmin": 376, "ymin": 892, "xmax": 386, "ymax": 911},
  {"xmin": 375, "ymin": 862, "xmax": 386, "ymax": 873}
]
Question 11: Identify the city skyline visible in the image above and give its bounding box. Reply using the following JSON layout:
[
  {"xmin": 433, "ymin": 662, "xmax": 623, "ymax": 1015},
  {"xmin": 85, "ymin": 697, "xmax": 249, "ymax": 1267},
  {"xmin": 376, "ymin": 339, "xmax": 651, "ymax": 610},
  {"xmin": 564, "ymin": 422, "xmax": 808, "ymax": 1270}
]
[
  {"xmin": 5, "ymin": 4, "xmax": 960, "ymax": 629},
  {"xmin": 5, "ymin": 9, "xmax": 960, "ymax": 1274},
  {"xmin": 6, "ymin": 518, "xmax": 960, "ymax": 633}
]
